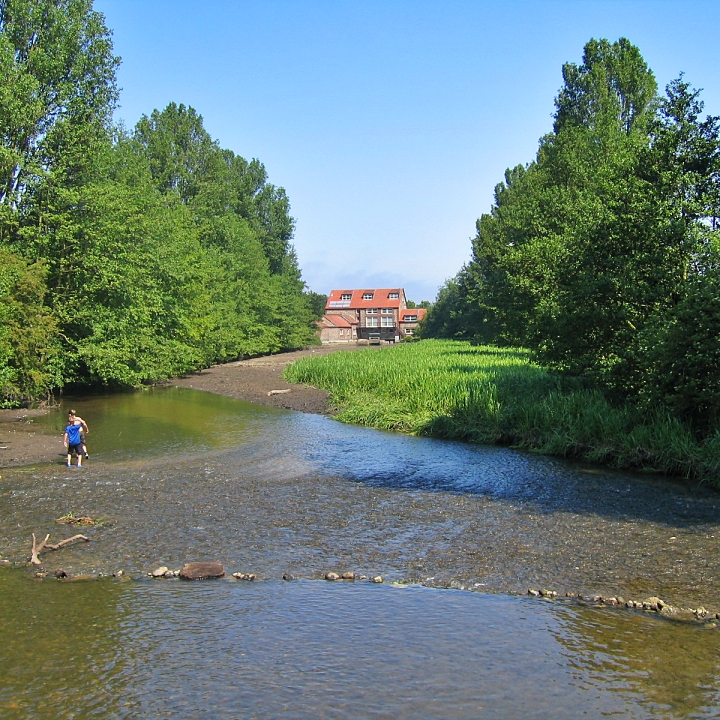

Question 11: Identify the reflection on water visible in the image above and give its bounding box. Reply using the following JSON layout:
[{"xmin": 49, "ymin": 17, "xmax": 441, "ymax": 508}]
[
  {"xmin": 39, "ymin": 388, "xmax": 283, "ymax": 462},
  {"xmin": 2, "ymin": 387, "xmax": 720, "ymax": 717},
  {"xmin": 1, "ymin": 570, "xmax": 719, "ymax": 719}
]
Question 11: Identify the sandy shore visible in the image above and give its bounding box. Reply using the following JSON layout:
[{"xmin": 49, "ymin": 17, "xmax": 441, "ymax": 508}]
[{"xmin": 0, "ymin": 344, "xmax": 361, "ymax": 469}]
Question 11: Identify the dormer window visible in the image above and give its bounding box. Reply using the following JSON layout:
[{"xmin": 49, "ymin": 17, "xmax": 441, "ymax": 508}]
[
  {"xmin": 362, "ymin": 293, "xmax": 374, "ymax": 300},
  {"xmin": 341, "ymin": 293, "xmax": 351, "ymax": 300},
  {"xmin": 388, "ymin": 292, "xmax": 399, "ymax": 299}
]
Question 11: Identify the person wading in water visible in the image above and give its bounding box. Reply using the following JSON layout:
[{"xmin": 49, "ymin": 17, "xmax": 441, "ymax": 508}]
[
  {"xmin": 68, "ymin": 410, "xmax": 90, "ymax": 459},
  {"xmin": 64, "ymin": 417, "xmax": 84, "ymax": 468},
  {"xmin": 64, "ymin": 410, "xmax": 89, "ymax": 465}
]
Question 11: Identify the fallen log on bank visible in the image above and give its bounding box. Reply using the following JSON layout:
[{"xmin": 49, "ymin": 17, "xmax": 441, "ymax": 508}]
[{"xmin": 30, "ymin": 533, "xmax": 90, "ymax": 566}]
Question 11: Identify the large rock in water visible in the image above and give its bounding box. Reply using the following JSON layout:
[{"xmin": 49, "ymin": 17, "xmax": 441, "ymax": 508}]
[{"xmin": 179, "ymin": 561, "xmax": 225, "ymax": 580}]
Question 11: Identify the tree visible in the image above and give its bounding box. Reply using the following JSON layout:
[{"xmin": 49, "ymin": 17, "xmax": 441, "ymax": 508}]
[
  {"xmin": 0, "ymin": 247, "xmax": 61, "ymax": 405},
  {"xmin": 0, "ymin": 0, "xmax": 119, "ymax": 213}
]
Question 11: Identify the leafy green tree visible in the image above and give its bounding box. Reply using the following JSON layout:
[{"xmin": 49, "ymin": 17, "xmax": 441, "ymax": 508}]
[
  {"xmin": 421, "ymin": 266, "xmax": 493, "ymax": 342},
  {"xmin": 304, "ymin": 290, "xmax": 328, "ymax": 319},
  {"xmin": 0, "ymin": 247, "xmax": 61, "ymax": 405},
  {"xmin": 0, "ymin": 0, "xmax": 118, "ymax": 214}
]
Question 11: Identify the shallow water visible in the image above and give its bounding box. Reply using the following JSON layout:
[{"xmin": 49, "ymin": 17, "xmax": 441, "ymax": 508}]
[{"xmin": 2, "ymin": 387, "xmax": 720, "ymax": 718}]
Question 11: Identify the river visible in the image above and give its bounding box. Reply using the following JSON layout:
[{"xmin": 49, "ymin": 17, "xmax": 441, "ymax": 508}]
[{"xmin": 1, "ymin": 387, "xmax": 719, "ymax": 718}]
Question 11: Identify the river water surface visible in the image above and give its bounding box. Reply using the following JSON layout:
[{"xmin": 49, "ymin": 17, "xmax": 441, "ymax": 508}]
[{"xmin": 1, "ymin": 387, "xmax": 720, "ymax": 718}]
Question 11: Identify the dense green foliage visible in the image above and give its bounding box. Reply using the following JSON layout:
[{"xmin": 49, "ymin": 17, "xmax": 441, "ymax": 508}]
[
  {"xmin": 285, "ymin": 340, "xmax": 720, "ymax": 484},
  {"xmin": 0, "ymin": 0, "xmax": 317, "ymax": 405},
  {"xmin": 424, "ymin": 38, "xmax": 720, "ymax": 436}
]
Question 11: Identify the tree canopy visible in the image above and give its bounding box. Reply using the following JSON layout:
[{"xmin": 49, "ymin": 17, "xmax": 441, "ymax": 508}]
[
  {"xmin": 0, "ymin": 0, "xmax": 317, "ymax": 405},
  {"xmin": 425, "ymin": 38, "xmax": 720, "ymax": 433}
]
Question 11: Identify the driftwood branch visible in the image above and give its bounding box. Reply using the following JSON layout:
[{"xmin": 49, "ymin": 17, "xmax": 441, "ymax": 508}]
[{"xmin": 30, "ymin": 532, "xmax": 89, "ymax": 566}]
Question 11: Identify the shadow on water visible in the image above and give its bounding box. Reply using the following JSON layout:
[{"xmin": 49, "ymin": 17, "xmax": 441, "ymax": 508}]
[{"xmin": 296, "ymin": 411, "xmax": 719, "ymax": 530}]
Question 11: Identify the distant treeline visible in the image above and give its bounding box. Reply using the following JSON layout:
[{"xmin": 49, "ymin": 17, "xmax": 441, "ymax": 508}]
[
  {"xmin": 424, "ymin": 38, "xmax": 720, "ymax": 437},
  {"xmin": 0, "ymin": 0, "xmax": 323, "ymax": 407}
]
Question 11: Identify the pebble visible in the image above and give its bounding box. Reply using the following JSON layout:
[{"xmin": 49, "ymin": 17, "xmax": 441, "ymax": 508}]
[
  {"xmin": 151, "ymin": 566, "xmax": 169, "ymax": 578},
  {"xmin": 370, "ymin": 575, "xmax": 383, "ymax": 583},
  {"xmin": 341, "ymin": 571, "xmax": 356, "ymax": 580},
  {"xmin": 325, "ymin": 572, "xmax": 340, "ymax": 581},
  {"xmin": 232, "ymin": 572, "xmax": 256, "ymax": 581}
]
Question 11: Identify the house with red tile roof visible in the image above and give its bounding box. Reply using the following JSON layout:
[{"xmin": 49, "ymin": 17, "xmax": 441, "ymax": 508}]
[
  {"xmin": 316, "ymin": 312, "xmax": 358, "ymax": 343},
  {"xmin": 319, "ymin": 289, "xmax": 426, "ymax": 344}
]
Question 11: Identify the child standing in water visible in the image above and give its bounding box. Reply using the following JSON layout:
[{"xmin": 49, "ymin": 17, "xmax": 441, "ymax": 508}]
[
  {"xmin": 67, "ymin": 409, "xmax": 90, "ymax": 459},
  {"xmin": 63, "ymin": 413, "xmax": 84, "ymax": 468}
]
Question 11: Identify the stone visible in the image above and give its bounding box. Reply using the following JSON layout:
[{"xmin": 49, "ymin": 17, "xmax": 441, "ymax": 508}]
[
  {"xmin": 641, "ymin": 596, "xmax": 665, "ymax": 612},
  {"xmin": 55, "ymin": 569, "xmax": 68, "ymax": 578},
  {"xmin": 151, "ymin": 566, "xmax": 169, "ymax": 578},
  {"xmin": 528, "ymin": 589, "xmax": 540, "ymax": 596},
  {"xmin": 540, "ymin": 589, "xmax": 557, "ymax": 598},
  {"xmin": 232, "ymin": 572, "xmax": 256, "ymax": 581},
  {"xmin": 341, "ymin": 571, "xmax": 356, "ymax": 580},
  {"xmin": 179, "ymin": 561, "xmax": 225, "ymax": 580},
  {"xmin": 325, "ymin": 572, "xmax": 340, "ymax": 581},
  {"xmin": 370, "ymin": 575, "xmax": 383, "ymax": 583},
  {"xmin": 282, "ymin": 572, "xmax": 294, "ymax": 581}
]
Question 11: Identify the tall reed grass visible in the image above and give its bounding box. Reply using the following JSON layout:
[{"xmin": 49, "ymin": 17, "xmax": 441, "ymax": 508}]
[{"xmin": 284, "ymin": 340, "xmax": 720, "ymax": 486}]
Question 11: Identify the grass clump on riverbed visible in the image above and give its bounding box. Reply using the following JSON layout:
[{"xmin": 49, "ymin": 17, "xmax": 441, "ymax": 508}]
[{"xmin": 284, "ymin": 340, "xmax": 720, "ymax": 484}]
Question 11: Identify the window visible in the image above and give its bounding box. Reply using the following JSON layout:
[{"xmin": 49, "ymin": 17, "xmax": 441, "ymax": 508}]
[
  {"xmin": 381, "ymin": 308, "xmax": 393, "ymax": 314},
  {"xmin": 405, "ymin": 329, "xmax": 414, "ymax": 335},
  {"xmin": 341, "ymin": 293, "xmax": 351, "ymax": 301},
  {"xmin": 366, "ymin": 308, "xmax": 377, "ymax": 314},
  {"xmin": 362, "ymin": 293, "xmax": 374, "ymax": 300},
  {"xmin": 339, "ymin": 329, "xmax": 344, "ymax": 335},
  {"xmin": 366, "ymin": 317, "xmax": 378, "ymax": 327},
  {"xmin": 404, "ymin": 314, "xmax": 418, "ymax": 321},
  {"xmin": 388, "ymin": 292, "xmax": 399, "ymax": 299},
  {"xmin": 381, "ymin": 316, "xmax": 394, "ymax": 327}
]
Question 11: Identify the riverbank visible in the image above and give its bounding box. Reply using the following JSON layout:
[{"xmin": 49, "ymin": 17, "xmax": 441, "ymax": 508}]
[
  {"xmin": 169, "ymin": 343, "xmax": 364, "ymax": 412},
  {"xmin": 0, "ymin": 344, "xmax": 363, "ymax": 469},
  {"xmin": 284, "ymin": 339, "xmax": 720, "ymax": 486}
]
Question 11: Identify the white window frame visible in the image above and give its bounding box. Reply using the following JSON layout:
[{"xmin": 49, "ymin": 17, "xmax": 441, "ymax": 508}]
[
  {"xmin": 341, "ymin": 293, "xmax": 351, "ymax": 301},
  {"xmin": 404, "ymin": 314, "xmax": 418, "ymax": 322},
  {"xmin": 362, "ymin": 293, "xmax": 374, "ymax": 300},
  {"xmin": 405, "ymin": 328, "xmax": 414, "ymax": 335},
  {"xmin": 366, "ymin": 308, "xmax": 378, "ymax": 314},
  {"xmin": 381, "ymin": 308, "xmax": 393, "ymax": 314},
  {"xmin": 388, "ymin": 292, "xmax": 399, "ymax": 299},
  {"xmin": 381, "ymin": 316, "xmax": 394, "ymax": 327},
  {"xmin": 366, "ymin": 317, "xmax": 379, "ymax": 327}
]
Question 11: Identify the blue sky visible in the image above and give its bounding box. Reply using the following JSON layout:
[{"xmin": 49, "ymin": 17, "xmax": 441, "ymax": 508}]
[{"xmin": 95, "ymin": 1, "xmax": 720, "ymax": 303}]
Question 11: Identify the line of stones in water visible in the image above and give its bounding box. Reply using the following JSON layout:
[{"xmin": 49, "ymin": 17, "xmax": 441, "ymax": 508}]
[{"xmin": 10, "ymin": 553, "xmax": 720, "ymax": 627}]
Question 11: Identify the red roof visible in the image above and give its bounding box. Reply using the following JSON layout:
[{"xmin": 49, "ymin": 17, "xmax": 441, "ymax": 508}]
[
  {"xmin": 326, "ymin": 289, "xmax": 405, "ymax": 311},
  {"xmin": 400, "ymin": 308, "xmax": 427, "ymax": 322},
  {"xmin": 318, "ymin": 313, "xmax": 358, "ymax": 329}
]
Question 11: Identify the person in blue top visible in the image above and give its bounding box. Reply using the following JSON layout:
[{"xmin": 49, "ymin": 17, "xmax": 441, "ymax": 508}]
[{"xmin": 63, "ymin": 414, "xmax": 85, "ymax": 468}]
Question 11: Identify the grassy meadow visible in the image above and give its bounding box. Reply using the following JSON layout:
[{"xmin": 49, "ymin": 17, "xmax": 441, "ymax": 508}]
[{"xmin": 284, "ymin": 340, "xmax": 720, "ymax": 485}]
